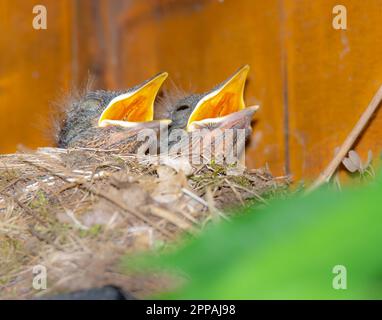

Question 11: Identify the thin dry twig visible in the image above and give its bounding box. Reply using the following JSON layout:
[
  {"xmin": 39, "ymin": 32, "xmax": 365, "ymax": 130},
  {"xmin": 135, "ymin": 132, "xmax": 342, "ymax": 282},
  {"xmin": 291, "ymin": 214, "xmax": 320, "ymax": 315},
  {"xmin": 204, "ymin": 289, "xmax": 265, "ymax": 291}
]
[{"xmin": 307, "ymin": 85, "xmax": 382, "ymax": 193}]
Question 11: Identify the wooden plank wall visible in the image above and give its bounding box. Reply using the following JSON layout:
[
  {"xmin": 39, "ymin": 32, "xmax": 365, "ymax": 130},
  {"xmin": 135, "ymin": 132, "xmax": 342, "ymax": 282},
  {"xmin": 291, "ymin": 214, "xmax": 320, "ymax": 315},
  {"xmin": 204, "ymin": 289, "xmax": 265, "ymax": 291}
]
[
  {"xmin": 283, "ymin": 0, "xmax": 382, "ymax": 179},
  {"xmin": 0, "ymin": 0, "xmax": 73, "ymax": 150},
  {"xmin": 1, "ymin": 0, "xmax": 382, "ymax": 181}
]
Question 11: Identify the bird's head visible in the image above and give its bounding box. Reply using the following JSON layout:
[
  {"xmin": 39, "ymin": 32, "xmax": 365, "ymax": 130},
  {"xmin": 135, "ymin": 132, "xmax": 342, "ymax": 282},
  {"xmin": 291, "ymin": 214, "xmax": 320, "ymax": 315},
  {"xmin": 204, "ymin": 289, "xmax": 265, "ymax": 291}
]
[
  {"xmin": 167, "ymin": 65, "xmax": 256, "ymax": 132},
  {"xmin": 163, "ymin": 65, "xmax": 259, "ymax": 163},
  {"xmin": 58, "ymin": 72, "xmax": 170, "ymax": 153}
]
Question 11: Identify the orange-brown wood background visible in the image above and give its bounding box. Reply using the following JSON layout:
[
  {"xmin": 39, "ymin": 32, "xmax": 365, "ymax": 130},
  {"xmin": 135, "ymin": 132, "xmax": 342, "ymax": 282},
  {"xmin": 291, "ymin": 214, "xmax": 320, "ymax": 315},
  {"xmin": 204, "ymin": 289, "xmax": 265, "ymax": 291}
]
[{"xmin": 1, "ymin": 0, "xmax": 382, "ymax": 180}]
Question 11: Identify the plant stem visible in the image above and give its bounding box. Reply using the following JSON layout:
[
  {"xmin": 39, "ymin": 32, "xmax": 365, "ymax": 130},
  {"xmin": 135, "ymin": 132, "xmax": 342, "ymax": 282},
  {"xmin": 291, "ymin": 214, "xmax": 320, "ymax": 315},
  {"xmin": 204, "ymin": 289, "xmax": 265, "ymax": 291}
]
[{"xmin": 307, "ymin": 85, "xmax": 382, "ymax": 194}]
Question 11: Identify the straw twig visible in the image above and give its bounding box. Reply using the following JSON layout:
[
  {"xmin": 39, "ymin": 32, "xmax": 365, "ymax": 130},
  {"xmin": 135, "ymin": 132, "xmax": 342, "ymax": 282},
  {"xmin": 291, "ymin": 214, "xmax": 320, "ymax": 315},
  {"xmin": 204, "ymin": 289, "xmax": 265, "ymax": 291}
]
[{"xmin": 307, "ymin": 85, "xmax": 382, "ymax": 193}]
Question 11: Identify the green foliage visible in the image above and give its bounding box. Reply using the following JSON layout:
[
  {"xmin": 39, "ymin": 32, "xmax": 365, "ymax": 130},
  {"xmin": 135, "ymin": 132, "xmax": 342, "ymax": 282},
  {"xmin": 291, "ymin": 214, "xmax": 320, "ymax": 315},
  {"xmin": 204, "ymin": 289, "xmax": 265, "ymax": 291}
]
[
  {"xmin": 29, "ymin": 190, "xmax": 49, "ymax": 210},
  {"xmin": 125, "ymin": 175, "xmax": 382, "ymax": 299},
  {"xmin": 79, "ymin": 224, "xmax": 103, "ymax": 238}
]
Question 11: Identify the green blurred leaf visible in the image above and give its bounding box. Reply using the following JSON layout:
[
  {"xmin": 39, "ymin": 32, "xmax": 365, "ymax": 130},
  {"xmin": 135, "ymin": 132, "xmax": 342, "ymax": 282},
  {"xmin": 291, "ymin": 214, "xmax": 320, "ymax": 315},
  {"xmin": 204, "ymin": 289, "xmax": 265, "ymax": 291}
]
[{"xmin": 124, "ymin": 177, "xmax": 382, "ymax": 299}]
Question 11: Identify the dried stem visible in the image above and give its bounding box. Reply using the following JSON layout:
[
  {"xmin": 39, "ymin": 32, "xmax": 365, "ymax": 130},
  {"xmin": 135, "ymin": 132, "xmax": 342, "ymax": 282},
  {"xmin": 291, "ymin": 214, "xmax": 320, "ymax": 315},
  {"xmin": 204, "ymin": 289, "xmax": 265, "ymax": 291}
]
[{"xmin": 307, "ymin": 85, "xmax": 382, "ymax": 193}]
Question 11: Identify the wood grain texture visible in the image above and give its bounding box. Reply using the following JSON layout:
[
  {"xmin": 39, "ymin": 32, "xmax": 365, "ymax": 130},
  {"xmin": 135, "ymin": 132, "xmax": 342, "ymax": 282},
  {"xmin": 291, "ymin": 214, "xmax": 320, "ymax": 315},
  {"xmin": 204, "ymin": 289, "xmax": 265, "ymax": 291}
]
[
  {"xmin": 0, "ymin": 0, "xmax": 73, "ymax": 152},
  {"xmin": 283, "ymin": 0, "xmax": 382, "ymax": 179}
]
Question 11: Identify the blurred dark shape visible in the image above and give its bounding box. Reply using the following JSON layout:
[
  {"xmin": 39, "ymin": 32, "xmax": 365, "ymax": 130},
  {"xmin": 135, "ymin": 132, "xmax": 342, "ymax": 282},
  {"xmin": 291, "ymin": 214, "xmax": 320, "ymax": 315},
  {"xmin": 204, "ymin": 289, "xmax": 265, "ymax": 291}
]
[{"xmin": 43, "ymin": 285, "xmax": 136, "ymax": 300}]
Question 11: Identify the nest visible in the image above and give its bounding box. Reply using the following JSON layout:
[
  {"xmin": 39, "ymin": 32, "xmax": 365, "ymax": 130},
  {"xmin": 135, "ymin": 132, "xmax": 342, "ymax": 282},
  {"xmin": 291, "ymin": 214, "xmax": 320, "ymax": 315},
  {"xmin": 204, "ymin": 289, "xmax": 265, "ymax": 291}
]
[{"xmin": 0, "ymin": 147, "xmax": 288, "ymax": 299}]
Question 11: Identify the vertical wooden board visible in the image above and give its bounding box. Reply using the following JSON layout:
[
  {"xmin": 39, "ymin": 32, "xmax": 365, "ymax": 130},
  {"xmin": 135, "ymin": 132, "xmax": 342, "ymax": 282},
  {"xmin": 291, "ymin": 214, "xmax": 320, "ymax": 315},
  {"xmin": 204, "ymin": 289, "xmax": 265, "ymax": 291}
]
[
  {"xmin": 72, "ymin": 0, "xmax": 132, "ymax": 89},
  {"xmin": 117, "ymin": 0, "xmax": 287, "ymax": 175},
  {"xmin": 0, "ymin": 0, "xmax": 73, "ymax": 153},
  {"xmin": 118, "ymin": 1, "xmax": 162, "ymax": 87},
  {"xmin": 198, "ymin": 0, "xmax": 286, "ymax": 175},
  {"xmin": 284, "ymin": 0, "xmax": 382, "ymax": 180}
]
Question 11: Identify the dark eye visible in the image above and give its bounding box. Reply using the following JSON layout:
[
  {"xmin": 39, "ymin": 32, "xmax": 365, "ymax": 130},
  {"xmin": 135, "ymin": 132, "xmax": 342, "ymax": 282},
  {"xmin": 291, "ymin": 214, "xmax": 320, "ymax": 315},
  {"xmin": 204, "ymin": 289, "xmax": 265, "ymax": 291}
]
[{"xmin": 176, "ymin": 105, "xmax": 189, "ymax": 111}]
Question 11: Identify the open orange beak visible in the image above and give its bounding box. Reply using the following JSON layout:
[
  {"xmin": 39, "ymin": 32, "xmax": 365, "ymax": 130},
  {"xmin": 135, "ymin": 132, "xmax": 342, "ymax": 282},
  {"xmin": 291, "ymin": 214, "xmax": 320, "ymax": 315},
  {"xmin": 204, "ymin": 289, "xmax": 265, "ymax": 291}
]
[
  {"xmin": 98, "ymin": 72, "xmax": 168, "ymax": 127},
  {"xmin": 188, "ymin": 105, "xmax": 259, "ymax": 131},
  {"xmin": 187, "ymin": 65, "xmax": 252, "ymax": 131}
]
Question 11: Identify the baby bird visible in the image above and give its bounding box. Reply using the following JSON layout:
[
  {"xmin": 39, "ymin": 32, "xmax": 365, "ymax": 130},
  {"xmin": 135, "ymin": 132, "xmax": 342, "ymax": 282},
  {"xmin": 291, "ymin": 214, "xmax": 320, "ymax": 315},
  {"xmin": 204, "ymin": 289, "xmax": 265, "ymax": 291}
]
[
  {"xmin": 155, "ymin": 65, "xmax": 259, "ymax": 161},
  {"xmin": 57, "ymin": 72, "xmax": 170, "ymax": 154},
  {"xmin": 156, "ymin": 65, "xmax": 257, "ymax": 133}
]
